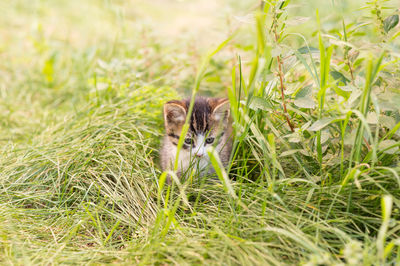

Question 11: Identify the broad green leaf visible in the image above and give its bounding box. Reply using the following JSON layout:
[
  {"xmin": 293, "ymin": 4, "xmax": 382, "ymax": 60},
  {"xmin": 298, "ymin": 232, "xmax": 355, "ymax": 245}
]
[
  {"xmin": 286, "ymin": 132, "xmax": 301, "ymax": 143},
  {"xmin": 347, "ymin": 89, "xmax": 363, "ymax": 108},
  {"xmin": 338, "ymin": 85, "xmax": 355, "ymax": 92},
  {"xmin": 247, "ymin": 96, "xmax": 273, "ymax": 111},
  {"xmin": 383, "ymin": 15, "xmax": 399, "ymax": 33},
  {"xmin": 297, "ymin": 46, "xmax": 319, "ymax": 54},
  {"xmin": 366, "ymin": 112, "xmax": 378, "ymax": 124},
  {"xmin": 279, "ymin": 149, "xmax": 303, "ymax": 157},
  {"xmin": 330, "ymin": 70, "xmax": 350, "ymax": 85},
  {"xmin": 293, "ymin": 86, "xmax": 316, "ymax": 109},
  {"xmin": 293, "ymin": 49, "xmax": 320, "ymax": 87},
  {"xmin": 380, "ymin": 115, "xmax": 396, "ymax": 129},
  {"xmin": 320, "ymin": 130, "xmax": 330, "ymax": 144},
  {"xmin": 379, "ymin": 140, "xmax": 399, "ymax": 154},
  {"xmin": 334, "ymin": 87, "xmax": 351, "ymax": 99},
  {"xmin": 308, "ymin": 117, "xmax": 341, "ymax": 131}
]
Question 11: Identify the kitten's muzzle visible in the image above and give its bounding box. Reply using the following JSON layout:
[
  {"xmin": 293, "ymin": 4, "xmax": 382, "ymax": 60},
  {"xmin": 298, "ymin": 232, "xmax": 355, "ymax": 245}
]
[{"xmin": 195, "ymin": 149, "xmax": 205, "ymax": 157}]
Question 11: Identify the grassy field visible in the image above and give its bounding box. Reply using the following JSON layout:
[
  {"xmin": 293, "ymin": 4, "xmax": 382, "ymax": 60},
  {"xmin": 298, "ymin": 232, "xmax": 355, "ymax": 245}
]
[{"xmin": 1, "ymin": 0, "xmax": 400, "ymax": 264}]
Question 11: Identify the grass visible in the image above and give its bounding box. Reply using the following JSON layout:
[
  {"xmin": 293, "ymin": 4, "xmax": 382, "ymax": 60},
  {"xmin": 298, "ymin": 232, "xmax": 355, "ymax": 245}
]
[{"xmin": 1, "ymin": 0, "xmax": 400, "ymax": 264}]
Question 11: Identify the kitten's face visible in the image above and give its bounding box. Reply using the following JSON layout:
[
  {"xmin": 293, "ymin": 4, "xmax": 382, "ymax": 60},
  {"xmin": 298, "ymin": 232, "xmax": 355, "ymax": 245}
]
[{"xmin": 163, "ymin": 97, "xmax": 230, "ymax": 158}]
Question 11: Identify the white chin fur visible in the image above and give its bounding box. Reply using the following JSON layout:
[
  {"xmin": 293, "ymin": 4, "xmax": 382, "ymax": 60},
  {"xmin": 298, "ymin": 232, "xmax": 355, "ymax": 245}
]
[{"xmin": 178, "ymin": 150, "xmax": 214, "ymax": 176}]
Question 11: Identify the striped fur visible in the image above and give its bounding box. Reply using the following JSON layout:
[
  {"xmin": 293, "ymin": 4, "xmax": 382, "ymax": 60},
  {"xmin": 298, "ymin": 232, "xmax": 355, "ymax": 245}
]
[{"xmin": 160, "ymin": 97, "xmax": 233, "ymax": 179}]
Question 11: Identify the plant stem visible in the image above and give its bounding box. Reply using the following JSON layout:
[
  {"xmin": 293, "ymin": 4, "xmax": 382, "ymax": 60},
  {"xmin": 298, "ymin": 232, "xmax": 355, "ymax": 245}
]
[{"xmin": 272, "ymin": 9, "xmax": 295, "ymax": 132}]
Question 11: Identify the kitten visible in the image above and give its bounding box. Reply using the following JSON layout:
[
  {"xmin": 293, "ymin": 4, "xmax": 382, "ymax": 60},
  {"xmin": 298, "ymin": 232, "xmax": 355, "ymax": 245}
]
[{"xmin": 160, "ymin": 97, "xmax": 233, "ymax": 179}]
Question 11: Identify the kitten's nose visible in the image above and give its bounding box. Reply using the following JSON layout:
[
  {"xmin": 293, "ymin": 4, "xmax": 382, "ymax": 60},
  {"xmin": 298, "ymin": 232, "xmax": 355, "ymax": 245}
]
[{"xmin": 196, "ymin": 153, "xmax": 203, "ymax": 158}]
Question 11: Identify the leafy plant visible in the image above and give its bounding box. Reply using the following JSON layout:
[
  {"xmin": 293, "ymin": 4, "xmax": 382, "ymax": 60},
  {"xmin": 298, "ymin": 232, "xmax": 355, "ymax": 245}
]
[{"xmin": 0, "ymin": 0, "xmax": 399, "ymax": 265}]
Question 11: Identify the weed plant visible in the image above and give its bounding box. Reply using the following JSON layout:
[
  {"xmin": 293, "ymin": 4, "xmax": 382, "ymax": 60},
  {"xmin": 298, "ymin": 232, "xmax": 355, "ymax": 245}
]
[{"xmin": 0, "ymin": 0, "xmax": 399, "ymax": 265}]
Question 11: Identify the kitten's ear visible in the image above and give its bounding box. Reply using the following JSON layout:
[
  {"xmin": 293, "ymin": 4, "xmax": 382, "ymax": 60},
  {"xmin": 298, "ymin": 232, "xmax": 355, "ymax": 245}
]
[
  {"xmin": 209, "ymin": 98, "xmax": 230, "ymax": 122},
  {"xmin": 164, "ymin": 100, "xmax": 187, "ymax": 126}
]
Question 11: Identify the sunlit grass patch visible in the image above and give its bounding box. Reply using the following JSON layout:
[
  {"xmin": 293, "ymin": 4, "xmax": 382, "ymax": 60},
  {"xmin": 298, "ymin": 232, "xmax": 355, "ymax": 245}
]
[{"xmin": 0, "ymin": 0, "xmax": 400, "ymax": 264}]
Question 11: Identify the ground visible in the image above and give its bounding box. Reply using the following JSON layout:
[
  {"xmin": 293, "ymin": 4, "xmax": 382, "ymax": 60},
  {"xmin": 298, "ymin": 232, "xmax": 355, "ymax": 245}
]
[{"xmin": 1, "ymin": 0, "xmax": 399, "ymax": 265}]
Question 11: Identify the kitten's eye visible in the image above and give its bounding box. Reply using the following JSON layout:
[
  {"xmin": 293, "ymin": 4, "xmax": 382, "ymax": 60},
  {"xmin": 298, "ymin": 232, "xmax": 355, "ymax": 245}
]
[
  {"xmin": 184, "ymin": 138, "xmax": 193, "ymax": 145},
  {"xmin": 205, "ymin": 137, "xmax": 214, "ymax": 144}
]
